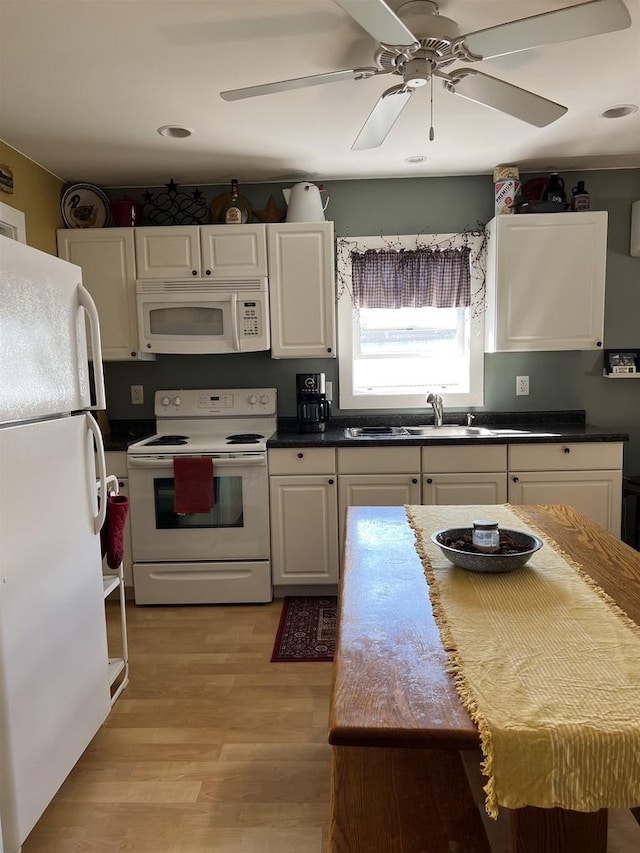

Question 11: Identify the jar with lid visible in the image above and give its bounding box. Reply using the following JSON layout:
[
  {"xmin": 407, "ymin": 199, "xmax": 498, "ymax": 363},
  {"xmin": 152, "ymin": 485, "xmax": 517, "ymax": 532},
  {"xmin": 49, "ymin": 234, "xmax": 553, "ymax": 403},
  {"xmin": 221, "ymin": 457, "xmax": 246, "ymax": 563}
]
[{"xmin": 472, "ymin": 520, "xmax": 500, "ymax": 553}]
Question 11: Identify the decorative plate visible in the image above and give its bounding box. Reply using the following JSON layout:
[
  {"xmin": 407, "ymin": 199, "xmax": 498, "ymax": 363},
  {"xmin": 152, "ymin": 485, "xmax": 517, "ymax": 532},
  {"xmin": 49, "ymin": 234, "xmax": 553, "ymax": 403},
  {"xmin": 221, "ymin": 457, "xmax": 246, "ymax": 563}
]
[{"xmin": 61, "ymin": 183, "xmax": 112, "ymax": 228}]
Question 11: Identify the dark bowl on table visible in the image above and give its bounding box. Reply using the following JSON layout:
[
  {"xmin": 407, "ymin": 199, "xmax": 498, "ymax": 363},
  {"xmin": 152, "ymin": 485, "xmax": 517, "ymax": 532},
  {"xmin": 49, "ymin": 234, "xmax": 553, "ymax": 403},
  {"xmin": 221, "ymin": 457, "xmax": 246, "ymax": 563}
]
[{"xmin": 430, "ymin": 528, "xmax": 543, "ymax": 573}]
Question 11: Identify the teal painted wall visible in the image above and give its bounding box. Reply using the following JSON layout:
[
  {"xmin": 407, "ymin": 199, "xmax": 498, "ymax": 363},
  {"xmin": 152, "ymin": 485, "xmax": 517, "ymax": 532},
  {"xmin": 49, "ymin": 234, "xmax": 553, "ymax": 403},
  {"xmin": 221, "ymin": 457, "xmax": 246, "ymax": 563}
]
[{"xmin": 105, "ymin": 168, "xmax": 640, "ymax": 472}]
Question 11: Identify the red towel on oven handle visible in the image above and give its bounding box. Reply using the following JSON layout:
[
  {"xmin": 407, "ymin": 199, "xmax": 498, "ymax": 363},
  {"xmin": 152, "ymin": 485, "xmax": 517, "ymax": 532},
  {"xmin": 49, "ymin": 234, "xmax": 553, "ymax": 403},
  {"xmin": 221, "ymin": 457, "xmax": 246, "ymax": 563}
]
[{"xmin": 173, "ymin": 456, "xmax": 214, "ymax": 514}]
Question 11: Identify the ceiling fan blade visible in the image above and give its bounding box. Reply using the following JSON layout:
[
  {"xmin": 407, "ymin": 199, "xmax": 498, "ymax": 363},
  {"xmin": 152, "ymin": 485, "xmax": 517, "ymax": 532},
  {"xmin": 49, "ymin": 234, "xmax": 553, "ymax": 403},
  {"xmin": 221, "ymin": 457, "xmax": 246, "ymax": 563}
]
[
  {"xmin": 446, "ymin": 69, "xmax": 567, "ymax": 127},
  {"xmin": 221, "ymin": 67, "xmax": 376, "ymax": 101},
  {"xmin": 460, "ymin": 0, "xmax": 631, "ymax": 61},
  {"xmin": 333, "ymin": 0, "xmax": 418, "ymax": 47},
  {"xmin": 352, "ymin": 84, "xmax": 413, "ymax": 150}
]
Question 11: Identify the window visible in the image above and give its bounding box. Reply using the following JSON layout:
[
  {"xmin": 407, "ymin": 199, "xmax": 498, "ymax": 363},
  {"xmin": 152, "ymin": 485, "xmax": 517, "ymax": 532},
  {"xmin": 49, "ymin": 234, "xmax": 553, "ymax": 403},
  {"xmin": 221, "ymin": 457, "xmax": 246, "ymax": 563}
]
[{"xmin": 337, "ymin": 233, "xmax": 485, "ymax": 410}]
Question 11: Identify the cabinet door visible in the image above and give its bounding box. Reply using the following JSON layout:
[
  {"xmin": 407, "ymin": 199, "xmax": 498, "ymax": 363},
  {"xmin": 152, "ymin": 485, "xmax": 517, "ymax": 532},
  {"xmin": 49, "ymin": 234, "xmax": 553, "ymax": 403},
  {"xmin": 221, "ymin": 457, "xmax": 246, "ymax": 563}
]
[
  {"xmin": 200, "ymin": 225, "xmax": 267, "ymax": 278},
  {"xmin": 422, "ymin": 473, "xmax": 508, "ymax": 506},
  {"xmin": 134, "ymin": 226, "xmax": 200, "ymax": 278},
  {"xmin": 508, "ymin": 470, "xmax": 622, "ymax": 535},
  {"xmin": 267, "ymin": 222, "xmax": 336, "ymax": 358},
  {"xmin": 270, "ymin": 475, "xmax": 338, "ymax": 585},
  {"xmin": 57, "ymin": 228, "xmax": 142, "ymax": 361},
  {"xmin": 338, "ymin": 474, "xmax": 420, "ymax": 543},
  {"xmin": 485, "ymin": 212, "xmax": 607, "ymax": 352}
]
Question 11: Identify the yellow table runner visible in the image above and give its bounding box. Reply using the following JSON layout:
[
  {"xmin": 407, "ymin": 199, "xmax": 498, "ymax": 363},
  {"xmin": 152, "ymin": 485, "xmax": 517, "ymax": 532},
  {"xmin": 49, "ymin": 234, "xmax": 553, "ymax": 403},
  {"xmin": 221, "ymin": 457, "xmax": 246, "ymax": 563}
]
[{"xmin": 406, "ymin": 504, "xmax": 640, "ymax": 818}]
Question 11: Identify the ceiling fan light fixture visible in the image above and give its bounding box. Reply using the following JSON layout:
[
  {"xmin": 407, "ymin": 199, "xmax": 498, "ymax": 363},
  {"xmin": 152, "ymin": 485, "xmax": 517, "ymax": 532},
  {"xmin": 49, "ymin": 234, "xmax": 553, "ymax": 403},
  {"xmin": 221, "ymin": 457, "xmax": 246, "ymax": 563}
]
[
  {"xmin": 157, "ymin": 125, "xmax": 194, "ymax": 139},
  {"xmin": 600, "ymin": 104, "xmax": 638, "ymax": 119}
]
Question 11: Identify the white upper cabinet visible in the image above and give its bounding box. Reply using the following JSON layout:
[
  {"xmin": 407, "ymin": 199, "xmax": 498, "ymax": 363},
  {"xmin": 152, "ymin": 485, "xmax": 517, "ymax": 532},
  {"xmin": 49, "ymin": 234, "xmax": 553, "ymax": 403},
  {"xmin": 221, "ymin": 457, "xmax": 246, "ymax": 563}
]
[
  {"xmin": 485, "ymin": 212, "xmax": 608, "ymax": 352},
  {"xmin": 267, "ymin": 222, "xmax": 336, "ymax": 359},
  {"xmin": 57, "ymin": 228, "xmax": 151, "ymax": 361},
  {"xmin": 135, "ymin": 224, "xmax": 267, "ymax": 279}
]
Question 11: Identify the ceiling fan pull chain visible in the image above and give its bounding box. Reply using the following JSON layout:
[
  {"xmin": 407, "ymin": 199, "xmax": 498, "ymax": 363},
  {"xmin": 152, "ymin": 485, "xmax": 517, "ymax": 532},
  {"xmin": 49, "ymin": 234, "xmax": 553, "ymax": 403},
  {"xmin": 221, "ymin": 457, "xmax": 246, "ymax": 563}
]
[{"xmin": 429, "ymin": 75, "xmax": 435, "ymax": 141}]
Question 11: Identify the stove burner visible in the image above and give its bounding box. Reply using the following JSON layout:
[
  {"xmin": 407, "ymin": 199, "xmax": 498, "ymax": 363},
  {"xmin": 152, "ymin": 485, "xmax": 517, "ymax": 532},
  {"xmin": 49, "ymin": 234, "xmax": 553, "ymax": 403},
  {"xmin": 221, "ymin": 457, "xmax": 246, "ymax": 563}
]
[
  {"xmin": 145, "ymin": 435, "xmax": 189, "ymax": 447},
  {"xmin": 226, "ymin": 433, "xmax": 264, "ymax": 445}
]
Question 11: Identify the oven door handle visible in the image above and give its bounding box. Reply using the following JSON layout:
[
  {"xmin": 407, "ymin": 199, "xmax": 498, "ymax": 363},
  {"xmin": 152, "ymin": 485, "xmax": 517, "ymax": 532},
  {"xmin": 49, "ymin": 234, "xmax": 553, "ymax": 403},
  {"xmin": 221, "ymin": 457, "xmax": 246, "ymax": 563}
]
[{"xmin": 127, "ymin": 454, "xmax": 266, "ymax": 469}]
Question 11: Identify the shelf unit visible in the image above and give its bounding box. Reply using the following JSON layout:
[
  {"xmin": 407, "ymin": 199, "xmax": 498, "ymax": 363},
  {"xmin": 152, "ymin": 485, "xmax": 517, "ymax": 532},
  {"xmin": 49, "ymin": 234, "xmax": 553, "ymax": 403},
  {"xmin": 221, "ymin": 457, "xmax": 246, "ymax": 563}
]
[
  {"xmin": 603, "ymin": 372, "xmax": 640, "ymax": 379},
  {"xmin": 100, "ymin": 474, "xmax": 129, "ymax": 704}
]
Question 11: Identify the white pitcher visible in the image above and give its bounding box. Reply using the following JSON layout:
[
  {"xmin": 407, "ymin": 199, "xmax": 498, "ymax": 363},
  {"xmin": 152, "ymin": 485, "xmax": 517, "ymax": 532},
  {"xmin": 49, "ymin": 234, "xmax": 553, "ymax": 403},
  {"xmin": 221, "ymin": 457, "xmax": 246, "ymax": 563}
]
[{"xmin": 282, "ymin": 182, "xmax": 329, "ymax": 222}]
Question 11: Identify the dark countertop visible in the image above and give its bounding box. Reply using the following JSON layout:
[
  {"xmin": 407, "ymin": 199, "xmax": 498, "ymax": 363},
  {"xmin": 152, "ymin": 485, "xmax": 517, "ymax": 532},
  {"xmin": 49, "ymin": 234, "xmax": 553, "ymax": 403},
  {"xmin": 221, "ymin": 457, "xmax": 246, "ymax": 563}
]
[
  {"xmin": 103, "ymin": 419, "xmax": 155, "ymax": 452},
  {"xmin": 267, "ymin": 411, "xmax": 629, "ymax": 448}
]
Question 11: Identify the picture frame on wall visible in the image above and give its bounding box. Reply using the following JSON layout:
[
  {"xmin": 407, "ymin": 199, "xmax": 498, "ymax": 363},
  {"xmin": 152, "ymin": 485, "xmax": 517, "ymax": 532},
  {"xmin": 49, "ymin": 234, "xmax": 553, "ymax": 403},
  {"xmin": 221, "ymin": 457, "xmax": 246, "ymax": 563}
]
[{"xmin": 604, "ymin": 349, "xmax": 639, "ymax": 375}]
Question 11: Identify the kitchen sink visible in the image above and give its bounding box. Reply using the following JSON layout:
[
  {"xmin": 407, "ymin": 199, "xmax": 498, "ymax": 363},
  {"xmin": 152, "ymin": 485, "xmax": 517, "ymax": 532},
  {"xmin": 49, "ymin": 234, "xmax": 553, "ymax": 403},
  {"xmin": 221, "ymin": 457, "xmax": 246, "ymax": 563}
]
[
  {"xmin": 402, "ymin": 425, "xmax": 495, "ymax": 437},
  {"xmin": 344, "ymin": 426, "xmax": 409, "ymax": 437}
]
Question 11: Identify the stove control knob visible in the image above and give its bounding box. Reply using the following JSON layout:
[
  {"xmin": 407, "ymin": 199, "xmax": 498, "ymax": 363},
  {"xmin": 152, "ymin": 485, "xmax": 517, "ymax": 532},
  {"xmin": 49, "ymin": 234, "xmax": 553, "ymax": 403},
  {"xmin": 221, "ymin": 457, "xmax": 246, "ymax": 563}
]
[
  {"xmin": 160, "ymin": 396, "xmax": 171, "ymax": 407},
  {"xmin": 259, "ymin": 394, "xmax": 270, "ymax": 405},
  {"xmin": 248, "ymin": 394, "xmax": 258, "ymax": 405},
  {"xmin": 173, "ymin": 396, "xmax": 182, "ymax": 407}
]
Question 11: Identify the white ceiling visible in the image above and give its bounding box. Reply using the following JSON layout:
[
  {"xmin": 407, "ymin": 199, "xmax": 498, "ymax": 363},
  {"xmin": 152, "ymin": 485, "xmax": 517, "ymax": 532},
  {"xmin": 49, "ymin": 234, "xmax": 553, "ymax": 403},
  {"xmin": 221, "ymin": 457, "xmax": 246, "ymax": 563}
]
[{"xmin": 1, "ymin": 0, "xmax": 639, "ymax": 188}]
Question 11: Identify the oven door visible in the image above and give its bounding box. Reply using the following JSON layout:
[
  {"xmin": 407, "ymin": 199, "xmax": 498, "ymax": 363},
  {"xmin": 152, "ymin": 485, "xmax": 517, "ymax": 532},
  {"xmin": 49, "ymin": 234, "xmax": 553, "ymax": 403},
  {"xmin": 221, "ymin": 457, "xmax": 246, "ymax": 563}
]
[
  {"xmin": 127, "ymin": 452, "xmax": 269, "ymax": 561},
  {"xmin": 136, "ymin": 290, "xmax": 238, "ymax": 354}
]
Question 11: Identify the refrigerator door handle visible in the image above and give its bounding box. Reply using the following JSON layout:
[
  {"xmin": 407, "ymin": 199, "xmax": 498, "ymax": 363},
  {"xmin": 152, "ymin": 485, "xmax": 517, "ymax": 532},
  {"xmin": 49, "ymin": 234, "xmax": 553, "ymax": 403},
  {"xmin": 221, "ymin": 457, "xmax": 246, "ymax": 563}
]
[
  {"xmin": 88, "ymin": 413, "xmax": 107, "ymax": 534},
  {"xmin": 78, "ymin": 283, "xmax": 107, "ymax": 410}
]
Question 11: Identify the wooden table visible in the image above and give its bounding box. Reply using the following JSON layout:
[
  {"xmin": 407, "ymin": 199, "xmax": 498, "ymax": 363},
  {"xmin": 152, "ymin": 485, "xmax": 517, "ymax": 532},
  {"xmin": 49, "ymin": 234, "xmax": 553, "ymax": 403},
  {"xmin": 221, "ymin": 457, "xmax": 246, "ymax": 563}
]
[{"xmin": 328, "ymin": 504, "xmax": 640, "ymax": 853}]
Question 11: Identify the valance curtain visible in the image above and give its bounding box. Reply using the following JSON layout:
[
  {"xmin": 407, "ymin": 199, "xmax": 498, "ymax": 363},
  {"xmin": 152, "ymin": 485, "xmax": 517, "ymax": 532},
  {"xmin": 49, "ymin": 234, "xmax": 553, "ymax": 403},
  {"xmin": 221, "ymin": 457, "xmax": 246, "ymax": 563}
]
[{"xmin": 351, "ymin": 246, "xmax": 471, "ymax": 309}]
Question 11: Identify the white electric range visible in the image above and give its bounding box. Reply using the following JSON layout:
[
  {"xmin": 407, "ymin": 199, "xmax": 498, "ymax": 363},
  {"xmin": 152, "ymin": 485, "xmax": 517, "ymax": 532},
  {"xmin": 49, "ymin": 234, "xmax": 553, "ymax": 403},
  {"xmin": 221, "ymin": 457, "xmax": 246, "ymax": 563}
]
[{"xmin": 127, "ymin": 388, "xmax": 277, "ymax": 605}]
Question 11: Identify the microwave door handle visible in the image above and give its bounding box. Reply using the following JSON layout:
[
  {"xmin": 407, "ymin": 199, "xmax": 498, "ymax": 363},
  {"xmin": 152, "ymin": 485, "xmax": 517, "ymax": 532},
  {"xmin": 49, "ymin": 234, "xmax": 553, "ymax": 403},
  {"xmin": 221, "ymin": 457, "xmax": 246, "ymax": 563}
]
[
  {"xmin": 230, "ymin": 292, "xmax": 240, "ymax": 351},
  {"xmin": 78, "ymin": 283, "xmax": 107, "ymax": 410}
]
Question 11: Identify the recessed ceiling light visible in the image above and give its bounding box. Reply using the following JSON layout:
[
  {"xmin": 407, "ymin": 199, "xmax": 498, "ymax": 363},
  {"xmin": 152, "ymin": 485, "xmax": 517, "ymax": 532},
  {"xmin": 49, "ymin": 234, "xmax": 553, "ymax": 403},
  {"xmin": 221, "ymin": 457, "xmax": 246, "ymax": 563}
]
[
  {"xmin": 600, "ymin": 104, "xmax": 638, "ymax": 119},
  {"xmin": 405, "ymin": 155, "xmax": 428, "ymax": 164},
  {"xmin": 157, "ymin": 125, "xmax": 194, "ymax": 138}
]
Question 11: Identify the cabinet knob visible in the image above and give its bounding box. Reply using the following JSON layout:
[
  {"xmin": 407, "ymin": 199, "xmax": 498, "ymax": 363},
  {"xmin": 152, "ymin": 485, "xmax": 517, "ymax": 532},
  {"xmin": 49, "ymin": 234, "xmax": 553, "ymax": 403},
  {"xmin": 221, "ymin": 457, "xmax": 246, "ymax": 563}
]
[
  {"xmin": 596, "ymin": 341, "xmax": 602, "ymax": 347},
  {"xmin": 512, "ymin": 476, "xmax": 519, "ymax": 483},
  {"xmin": 191, "ymin": 270, "xmax": 197, "ymax": 276},
  {"xmin": 412, "ymin": 478, "xmax": 418, "ymax": 484},
  {"xmin": 327, "ymin": 347, "xmax": 332, "ymax": 353},
  {"xmin": 297, "ymin": 452, "xmax": 304, "ymax": 458},
  {"xmin": 131, "ymin": 352, "xmax": 137, "ymax": 358},
  {"xmin": 328, "ymin": 478, "xmax": 334, "ymax": 485},
  {"xmin": 426, "ymin": 477, "xmax": 433, "ymax": 484},
  {"xmin": 205, "ymin": 269, "xmax": 211, "ymax": 276},
  {"xmin": 146, "ymin": 343, "xmax": 152, "ymax": 349},
  {"xmin": 563, "ymin": 447, "xmax": 571, "ymax": 454}
]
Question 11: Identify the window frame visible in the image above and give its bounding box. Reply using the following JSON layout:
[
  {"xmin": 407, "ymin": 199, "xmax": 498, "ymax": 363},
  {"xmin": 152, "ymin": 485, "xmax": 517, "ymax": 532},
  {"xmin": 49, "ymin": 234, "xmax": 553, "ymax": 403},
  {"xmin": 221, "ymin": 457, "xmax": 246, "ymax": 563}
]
[{"xmin": 337, "ymin": 233, "xmax": 485, "ymax": 410}]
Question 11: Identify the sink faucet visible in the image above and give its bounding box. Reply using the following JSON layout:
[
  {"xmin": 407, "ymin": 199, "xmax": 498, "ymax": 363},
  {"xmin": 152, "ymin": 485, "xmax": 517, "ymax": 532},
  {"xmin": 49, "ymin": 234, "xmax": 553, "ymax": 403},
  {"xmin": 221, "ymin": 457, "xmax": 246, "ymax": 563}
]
[{"xmin": 426, "ymin": 393, "xmax": 444, "ymax": 427}]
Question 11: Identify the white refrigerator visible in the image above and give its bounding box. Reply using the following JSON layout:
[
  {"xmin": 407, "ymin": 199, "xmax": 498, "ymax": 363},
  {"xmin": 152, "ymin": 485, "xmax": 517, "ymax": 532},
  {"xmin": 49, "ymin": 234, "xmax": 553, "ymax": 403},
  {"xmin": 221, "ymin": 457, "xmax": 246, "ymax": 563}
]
[{"xmin": 0, "ymin": 235, "xmax": 111, "ymax": 852}]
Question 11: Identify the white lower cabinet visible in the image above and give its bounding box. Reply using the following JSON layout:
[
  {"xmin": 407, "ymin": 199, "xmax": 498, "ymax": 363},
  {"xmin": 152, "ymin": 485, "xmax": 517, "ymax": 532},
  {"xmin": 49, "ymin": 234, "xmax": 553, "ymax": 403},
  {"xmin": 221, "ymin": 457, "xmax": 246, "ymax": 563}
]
[
  {"xmin": 422, "ymin": 445, "xmax": 508, "ymax": 506},
  {"xmin": 337, "ymin": 447, "xmax": 421, "ymax": 543},
  {"xmin": 508, "ymin": 442, "xmax": 623, "ymax": 535},
  {"xmin": 269, "ymin": 449, "xmax": 338, "ymax": 586}
]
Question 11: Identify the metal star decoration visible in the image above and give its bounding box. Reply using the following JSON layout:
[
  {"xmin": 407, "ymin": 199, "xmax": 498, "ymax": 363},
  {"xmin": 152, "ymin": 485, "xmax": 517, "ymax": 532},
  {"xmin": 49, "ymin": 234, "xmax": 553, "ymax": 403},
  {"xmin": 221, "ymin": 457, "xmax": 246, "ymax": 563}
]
[{"xmin": 253, "ymin": 194, "xmax": 287, "ymax": 223}]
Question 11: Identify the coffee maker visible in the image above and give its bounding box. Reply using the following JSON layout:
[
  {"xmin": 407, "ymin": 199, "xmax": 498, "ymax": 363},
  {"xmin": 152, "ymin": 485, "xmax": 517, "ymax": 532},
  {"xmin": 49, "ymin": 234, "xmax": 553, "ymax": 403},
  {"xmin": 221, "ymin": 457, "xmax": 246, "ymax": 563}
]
[{"xmin": 296, "ymin": 373, "xmax": 331, "ymax": 433}]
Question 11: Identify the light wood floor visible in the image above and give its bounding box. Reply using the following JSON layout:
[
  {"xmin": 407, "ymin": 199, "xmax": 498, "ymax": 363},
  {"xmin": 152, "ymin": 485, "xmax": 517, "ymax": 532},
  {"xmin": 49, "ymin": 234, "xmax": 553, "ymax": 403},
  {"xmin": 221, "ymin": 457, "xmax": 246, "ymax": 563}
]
[{"xmin": 21, "ymin": 600, "xmax": 640, "ymax": 852}]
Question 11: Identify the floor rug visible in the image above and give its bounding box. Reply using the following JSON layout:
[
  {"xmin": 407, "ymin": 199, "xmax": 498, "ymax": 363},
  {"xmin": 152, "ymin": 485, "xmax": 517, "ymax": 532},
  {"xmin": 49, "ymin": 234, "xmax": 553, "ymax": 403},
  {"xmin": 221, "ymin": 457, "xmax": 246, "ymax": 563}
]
[{"xmin": 270, "ymin": 596, "xmax": 337, "ymax": 662}]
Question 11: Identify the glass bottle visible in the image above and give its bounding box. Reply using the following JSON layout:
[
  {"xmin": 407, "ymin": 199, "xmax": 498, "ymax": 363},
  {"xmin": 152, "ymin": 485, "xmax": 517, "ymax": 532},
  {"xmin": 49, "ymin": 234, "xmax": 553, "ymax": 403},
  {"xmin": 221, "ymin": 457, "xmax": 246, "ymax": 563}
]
[
  {"xmin": 544, "ymin": 172, "xmax": 566, "ymax": 205},
  {"xmin": 222, "ymin": 178, "xmax": 250, "ymax": 224},
  {"xmin": 571, "ymin": 180, "xmax": 590, "ymax": 212},
  {"xmin": 472, "ymin": 520, "xmax": 500, "ymax": 553}
]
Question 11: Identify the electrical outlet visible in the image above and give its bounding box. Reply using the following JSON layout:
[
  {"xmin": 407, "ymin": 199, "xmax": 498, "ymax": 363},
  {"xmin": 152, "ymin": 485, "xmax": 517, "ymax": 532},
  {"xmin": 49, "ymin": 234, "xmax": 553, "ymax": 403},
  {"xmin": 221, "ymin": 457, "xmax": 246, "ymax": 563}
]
[
  {"xmin": 516, "ymin": 376, "xmax": 529, "ymax": 396},
  {"xmin": 130, "ymin": 384, "xmax": 144, "ymax": 405}
]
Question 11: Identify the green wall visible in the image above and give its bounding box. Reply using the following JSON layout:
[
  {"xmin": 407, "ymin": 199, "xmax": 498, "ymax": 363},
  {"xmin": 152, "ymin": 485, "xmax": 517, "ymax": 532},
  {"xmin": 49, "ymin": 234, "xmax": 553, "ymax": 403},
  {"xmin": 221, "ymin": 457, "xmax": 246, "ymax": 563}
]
[{"xmin": 105, "ymin": 168, "xmax": 640, "ymax": 473}]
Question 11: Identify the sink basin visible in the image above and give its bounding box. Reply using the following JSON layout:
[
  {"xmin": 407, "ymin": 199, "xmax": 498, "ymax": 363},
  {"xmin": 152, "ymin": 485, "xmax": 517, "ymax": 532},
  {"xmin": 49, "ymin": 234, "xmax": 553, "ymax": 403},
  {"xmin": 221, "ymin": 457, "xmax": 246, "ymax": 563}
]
[
  {"xmin": 345, "ymin": 426, "xmax": 409, "ymax": 438},
  {"xmin": 403, "ymin": 425, "xmax": 494, "ymax": 437}
]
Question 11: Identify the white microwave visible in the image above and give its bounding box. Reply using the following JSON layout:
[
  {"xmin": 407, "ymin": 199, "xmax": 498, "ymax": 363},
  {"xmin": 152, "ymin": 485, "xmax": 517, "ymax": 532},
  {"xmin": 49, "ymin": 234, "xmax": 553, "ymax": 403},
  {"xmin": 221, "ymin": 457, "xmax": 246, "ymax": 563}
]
[{"xmin": 136, "ymin": 278, "xmax": 270, "ymax": 354}]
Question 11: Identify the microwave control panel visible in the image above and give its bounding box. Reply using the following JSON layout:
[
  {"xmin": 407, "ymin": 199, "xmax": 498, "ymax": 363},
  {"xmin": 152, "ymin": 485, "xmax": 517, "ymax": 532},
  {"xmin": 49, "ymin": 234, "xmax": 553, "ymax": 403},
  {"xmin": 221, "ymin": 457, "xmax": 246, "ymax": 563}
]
[{"xmin": 240, "ymin": 300, "xmax": 262, "ymax": 337}]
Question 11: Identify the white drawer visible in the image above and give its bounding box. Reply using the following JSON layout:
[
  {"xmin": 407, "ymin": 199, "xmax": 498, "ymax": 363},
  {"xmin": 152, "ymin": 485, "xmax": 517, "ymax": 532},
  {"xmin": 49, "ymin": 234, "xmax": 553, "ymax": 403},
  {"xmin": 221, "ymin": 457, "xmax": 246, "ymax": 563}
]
[
  {"xmin": 422, "ymin": 444, "xmax": 507, "ymax": 474},
  {"xmin": 508, "ymin": 442, "xmax": 623, "ymax": 472},
  {"xmin": 337, "ymin": 446, "xmax": 421, "ymax": 474},
  {"xmin": 268, "ymin": 447, "xmax": 336, "ymax": 475}
]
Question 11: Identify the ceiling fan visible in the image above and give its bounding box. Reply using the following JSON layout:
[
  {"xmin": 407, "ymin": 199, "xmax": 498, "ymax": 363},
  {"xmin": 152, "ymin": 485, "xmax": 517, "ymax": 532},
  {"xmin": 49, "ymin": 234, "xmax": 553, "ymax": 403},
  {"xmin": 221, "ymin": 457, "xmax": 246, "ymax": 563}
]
[{"xmin": 220, "ymin": 0, "xmax": 632, "ymax": 149}]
